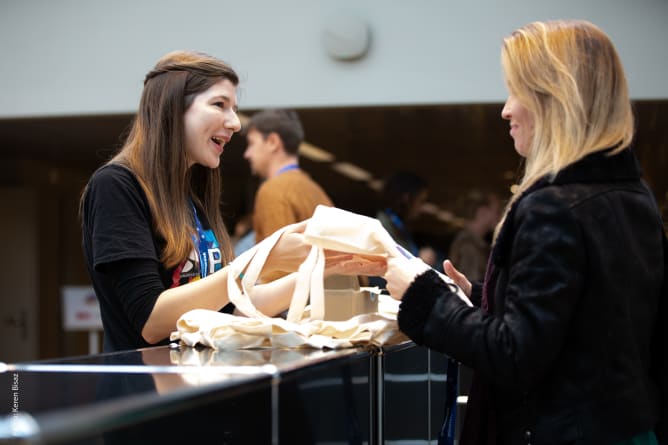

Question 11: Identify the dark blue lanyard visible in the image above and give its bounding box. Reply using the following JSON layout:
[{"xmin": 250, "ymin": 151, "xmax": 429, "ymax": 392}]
[
  {"xmin": 277, "ymin": 163, "xmax": 299, "ymax": 175},
  {"xmin": 190, "ymin": 201, "xmax": 220, "ymax": 279},
  {"xmin": 385, "ymin": 208, "xmax": 419, "ymax": 255},
  {"xmin": 439, "ymin": 358, "xmax": 459, "ymax": 445}
]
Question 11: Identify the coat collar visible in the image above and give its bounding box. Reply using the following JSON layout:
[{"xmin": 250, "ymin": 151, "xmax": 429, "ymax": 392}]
[
  {"xmin": 549, "ymin": 147, "xmax": 641, "ymax": 186},
  {"xmin": 491, "ymin": 147, "xmax": 641, "ymax": 266}
]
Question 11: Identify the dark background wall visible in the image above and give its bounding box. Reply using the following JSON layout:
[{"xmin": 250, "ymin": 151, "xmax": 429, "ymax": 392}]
[{"xmin": 1, "ymin": 100, "xmax": 666, "ymax": 359}]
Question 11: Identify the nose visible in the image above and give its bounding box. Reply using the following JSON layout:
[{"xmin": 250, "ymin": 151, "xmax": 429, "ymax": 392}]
[
  {"xmin": 226, "ymin": 110, "xmax": 242, "ymax": 133},
  {"xmin": 501, "ymin": 98, "xmax": 511, "ymax": 120}
]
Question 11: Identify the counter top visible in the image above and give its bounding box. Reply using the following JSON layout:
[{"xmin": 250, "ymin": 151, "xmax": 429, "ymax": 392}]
[{"xmin": 0, "ymin": 344, "xmax": 377, "ymax": 443}]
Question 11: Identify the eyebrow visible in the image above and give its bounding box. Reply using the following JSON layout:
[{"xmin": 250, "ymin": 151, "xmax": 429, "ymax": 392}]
[{"xmin": 214, "ymin": 95, "xmax": 239, "ymax": 113}]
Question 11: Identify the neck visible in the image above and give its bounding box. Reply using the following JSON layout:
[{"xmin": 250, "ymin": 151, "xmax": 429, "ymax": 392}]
[{"xmin": 269, "ymin": 158, "xmax": 299, "ymax": 178}]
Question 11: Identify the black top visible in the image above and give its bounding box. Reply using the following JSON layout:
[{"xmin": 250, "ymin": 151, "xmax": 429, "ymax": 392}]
[
  {"xmin": 81, "ymin": 164, "xmax": 231, "ymax": 352},
  {"xmin": 397, "ymin": 149, "xmax": 666, "ymax": 444}
]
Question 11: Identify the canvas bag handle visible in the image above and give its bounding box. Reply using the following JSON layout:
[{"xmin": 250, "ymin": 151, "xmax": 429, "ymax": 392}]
[
  {"xmin": 226, "ymin": 207, "xmax": 402, "ymax": 323},
  {"xmin": 226, "ymin": 206, "xmax": 471, "ymax": 324},
  {"xmin": 226, "ymin": 224, "xmax": 323, "ymax": 323},
  {"xmin": 302, "ymin": 206, "xmax": 473, "ymax": 307}
]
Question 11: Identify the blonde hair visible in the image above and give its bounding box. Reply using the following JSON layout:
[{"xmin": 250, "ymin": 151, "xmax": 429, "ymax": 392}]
[{"xmin": 495, "ymin": 20, "xmax": 634, "ymax": 238}]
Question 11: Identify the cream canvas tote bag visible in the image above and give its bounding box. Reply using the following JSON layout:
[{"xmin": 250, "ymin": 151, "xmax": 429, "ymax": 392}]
[{"xmin": 171, "ymin": 206, "xmax": 469, "ymax": 350}]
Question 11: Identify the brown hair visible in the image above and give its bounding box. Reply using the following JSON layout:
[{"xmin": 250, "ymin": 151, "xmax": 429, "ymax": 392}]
[
  {"xmin": 246, "ymin": 109, "xmax": 304, "ymax": 155},
  {"xmin": 110, "ymin": 50, "xmax": 238, "ymax": 267}
]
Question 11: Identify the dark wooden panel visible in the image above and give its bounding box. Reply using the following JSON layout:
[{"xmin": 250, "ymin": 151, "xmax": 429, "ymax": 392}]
[{"xmin": 1, "ymin": 101, "xmax": 666, "ymax": 251}]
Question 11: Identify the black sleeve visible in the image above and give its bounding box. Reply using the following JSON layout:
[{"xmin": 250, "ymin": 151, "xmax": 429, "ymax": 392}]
[
  {"xmin": 84, "ymin": 165, "xmax": 159, "ymax": 269},
  {"xmin": 101, "ymin": 258, "xmax": 165, "ymax": 337},
  {"xmin": 397, "ymin": 269, "xmax": 450, "ymax": 345},
  {"xmin": 398, "ymin": 194, "xmax": 584, "ymax": 391},
  {"xmin": 470, "ymin": 282, "xmax": 483, "ymax": 307}
]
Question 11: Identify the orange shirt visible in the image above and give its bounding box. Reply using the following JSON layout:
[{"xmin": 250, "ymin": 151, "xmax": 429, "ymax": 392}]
[{"xmin": 252, "ymin": 169, "xmax": 333, "ymax": 280}]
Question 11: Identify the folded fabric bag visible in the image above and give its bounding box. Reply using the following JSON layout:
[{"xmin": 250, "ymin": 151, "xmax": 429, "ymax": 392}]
[{"xmin": 171, "ymin": 206, "xmax": 468, "ymax": 350}]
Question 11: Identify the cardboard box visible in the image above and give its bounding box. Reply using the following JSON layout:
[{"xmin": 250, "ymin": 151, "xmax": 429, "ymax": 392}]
[{"xmin": 323, "ymin": 288, "xmax": 378, "ymax": 321}]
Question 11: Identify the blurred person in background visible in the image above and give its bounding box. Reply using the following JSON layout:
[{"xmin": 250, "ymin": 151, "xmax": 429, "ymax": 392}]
[
  {"xmin": 449, "ymin": 190, "xmax": 501, "ymax": 282},
  {"xmin": 376, "ymin": 170, "xmax": 429, "ymax": 257},
  {"xmin": 244, "ymin": 109, "xmax": 333, "ymax": 243}
]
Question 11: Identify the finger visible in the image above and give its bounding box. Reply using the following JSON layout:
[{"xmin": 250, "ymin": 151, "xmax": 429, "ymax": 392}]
[
  {"xmin": 323, "ymin": 250, "xmax": 386, "ymax": 262},
  {"xmin": 444, "ymin": 260, "xmax": 472, "ymax": 296},
  {"xmin": 351, "ymin": 253, "xmax": 388, "ymax": 262},
  {"xmin": 443, "ymin": 259, "xmax": 459, "ymax": 278},
  {"xmin": 324, "ymin": 253, "xmax": 355, "ymax": 263},
  {"xmin": 335, "ymin": 260, "xmax": 387, "ymax": 276}
]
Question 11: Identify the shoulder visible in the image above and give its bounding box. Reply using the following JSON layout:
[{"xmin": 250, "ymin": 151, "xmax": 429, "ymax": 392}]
[
  {"xmin": 513, "ymin": 180, "xmax": 623, "ymax": 224},
  {"xmin": 493, "ymin": 185, "xmax": 580, "ymax": 265},
  {"xmin": 521, "ymin": 182, "xmax": 582, "ymax": 207},
  {"xmin": 255, "ymin": 176, "xmax": 283, "ymax": 200},
  {"xmin": 257, "ymin": 170, "xmax": 328, "ymax": 200},
  {"xmin": 272, "ymin": 169, "xmax": 310, "ymax": 186},
  {"xmin": 87, "ymin": 164, "xmax": 142, "ymax": 195},
  {"xmin": 512, "ymin": 185, "xmax": 584, "ymax": 235},
  {"xmin": 514, "ymin": 186, "xmax": 569, "ymax": 219},
  {"xmin": 282, "ymin": 169, "xmax": 322, "ymax": 187},
  {"xmin": 84, "ymin": 164, "xmax": 150, "ymax": 214},
  {"xmin": 517, "ymin": 179, "xmax": 653, "ymax": 224}
]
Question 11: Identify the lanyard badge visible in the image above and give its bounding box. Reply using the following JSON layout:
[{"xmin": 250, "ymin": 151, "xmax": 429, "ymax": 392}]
[{"xmin": 190, "ymin": 202, "xmax": 222, "ymax": 279}]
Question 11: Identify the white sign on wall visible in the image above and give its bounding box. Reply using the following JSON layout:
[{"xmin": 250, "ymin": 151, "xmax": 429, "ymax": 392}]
[{"xmin": 61, "ymin": 286, "xmax": 103, "ymax": 331}]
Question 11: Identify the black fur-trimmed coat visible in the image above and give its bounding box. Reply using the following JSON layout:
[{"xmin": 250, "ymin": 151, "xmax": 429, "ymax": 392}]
[{"xmin": 398, "ymin": 148, "xmax": 666, "ymax": 445}]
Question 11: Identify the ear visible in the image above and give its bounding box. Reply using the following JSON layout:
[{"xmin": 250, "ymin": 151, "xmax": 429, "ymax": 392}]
[{"xmin": 266, "ymin": 132, "xmax": 283, "ymax": 152}]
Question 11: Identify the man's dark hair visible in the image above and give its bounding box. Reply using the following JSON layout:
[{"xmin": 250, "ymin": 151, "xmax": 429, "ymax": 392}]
[{"xmin": 246, "ymin": 109, "xmax": 304, "ymax": 155}]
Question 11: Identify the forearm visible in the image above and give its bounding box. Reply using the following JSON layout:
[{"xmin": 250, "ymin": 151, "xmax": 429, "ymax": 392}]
[
  {"xmin": 142, "ymin": 267, "xmax": 231, "ymax": 343},
  {"xmin": 247, "ymin": 273, "xmax": 297, "ymax": 317}
]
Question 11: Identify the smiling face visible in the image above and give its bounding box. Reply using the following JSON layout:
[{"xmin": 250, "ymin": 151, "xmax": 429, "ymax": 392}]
[
  {"xmin": 183, "ymin": 78, "xmax": 241, "ymax": 169},
  {"xmin": 501, "ymin": 94, "xmax": 535, "ymax": 157}
]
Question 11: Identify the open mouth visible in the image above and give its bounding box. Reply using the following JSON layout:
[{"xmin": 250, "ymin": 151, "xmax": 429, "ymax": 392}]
[{"xmin": 211, "ymin": 136, "xmax": 225, "ymax": 147}]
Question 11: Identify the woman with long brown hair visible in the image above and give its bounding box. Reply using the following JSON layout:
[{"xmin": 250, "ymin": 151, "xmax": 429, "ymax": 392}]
[
  {"xmin": 81, "ymin": 51, "xmax": 328, "ymax": 352},
  {"xmin": 384, "ymin": 20, "xmax": 665, "ymax": 444}
]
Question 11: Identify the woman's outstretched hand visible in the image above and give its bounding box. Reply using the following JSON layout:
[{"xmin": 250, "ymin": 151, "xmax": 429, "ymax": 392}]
[
  {"xmin": 325, "ymin": 252, "xmax": 387, "ymax": 277},
  {"xmin": 443, "ymin": 259, "xmax": 472, "ymax": 297},
  {"xmin": 263, "ymin": 221, "xmax": 389, "ymax": 277}
]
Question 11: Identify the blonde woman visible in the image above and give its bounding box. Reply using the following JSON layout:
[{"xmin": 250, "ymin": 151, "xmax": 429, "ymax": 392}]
[{"xmin": 384, "ymin": 20, "xmax": 665, "ymax": 444}]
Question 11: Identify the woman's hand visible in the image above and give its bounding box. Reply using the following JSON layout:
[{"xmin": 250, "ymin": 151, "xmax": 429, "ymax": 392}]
[
  {"xmin": 443, "ymin": 260, "xmax": 472, "ymax": 297},
  {"xmin": 263, "ymin": 221, "xmax": 310, "ymax": 274},
  {"xmin": 263, "ymin": 220, "xmax": 389, "ymax": 277},
  {"xmin": 384, "ymin": 257, "xmax": 431, "ymax": 300},
  {"xmin": 325, "ymin": 252, "xmax": 387, "ymax": 277}
]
